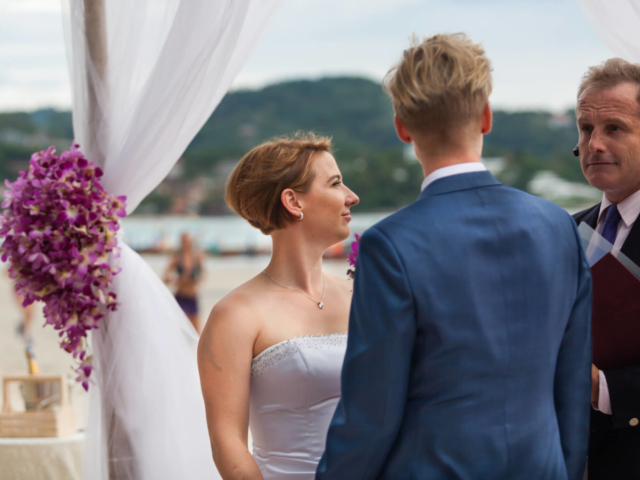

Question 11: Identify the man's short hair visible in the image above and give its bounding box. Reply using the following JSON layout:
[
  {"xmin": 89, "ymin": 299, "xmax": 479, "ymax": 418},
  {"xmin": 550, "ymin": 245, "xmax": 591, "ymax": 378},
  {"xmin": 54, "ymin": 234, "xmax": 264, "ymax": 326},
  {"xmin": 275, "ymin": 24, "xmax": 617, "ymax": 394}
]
[
  {"xmin": 578, "ymin": 58, "xmax": 640, "ymax": 111},
  {"xmin": 383, "ymin": 33, "xmax": 493, "ymax": 135}
]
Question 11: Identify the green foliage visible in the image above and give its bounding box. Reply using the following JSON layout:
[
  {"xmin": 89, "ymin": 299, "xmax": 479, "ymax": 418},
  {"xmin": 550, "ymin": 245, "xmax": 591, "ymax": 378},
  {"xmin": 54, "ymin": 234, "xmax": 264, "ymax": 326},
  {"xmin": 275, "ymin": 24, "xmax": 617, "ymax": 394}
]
[
  {"xmin": 137, "ymin": 190, "xmax": 174, "ymax": 215},
  {"xmin": 486, "ymin": 111, "xmax": 578, "ymax": 157},
  {"xmin": 0, "ymin": 143, "xmax": 37, "ymax": 180},
  {"xmin": 497, "ymin": 152, "xmax": 546, "ymax": 192},
  {"xmin": 547, "ymin": 149, "xmax": 586, "ymax": 183},
  {"xmin": 335, "ymin": 145, "xmax": 423, "ymax": 211},
  {"xmin": 181, "ymin": 146, "xmax": 246, "ymax": 179},
  {"xmin": 30, "ymin": 109, "xmax": 74, "ymax": 139},
  {"xmin": 0, "ymin": 112, "xmax": 34, "ymax": 133}
]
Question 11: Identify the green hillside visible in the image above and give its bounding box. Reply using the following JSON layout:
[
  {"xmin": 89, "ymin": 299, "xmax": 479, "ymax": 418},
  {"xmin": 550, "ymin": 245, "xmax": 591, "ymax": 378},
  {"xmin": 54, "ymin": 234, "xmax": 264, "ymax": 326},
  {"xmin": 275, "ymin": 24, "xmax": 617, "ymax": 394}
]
[
  {"xmin": 192, "ymin": 77, "xmax": 398, "ymax": 149},
  {"xmin": 0, "ymin": 77, "xmax": 587, "ymax": 213}
]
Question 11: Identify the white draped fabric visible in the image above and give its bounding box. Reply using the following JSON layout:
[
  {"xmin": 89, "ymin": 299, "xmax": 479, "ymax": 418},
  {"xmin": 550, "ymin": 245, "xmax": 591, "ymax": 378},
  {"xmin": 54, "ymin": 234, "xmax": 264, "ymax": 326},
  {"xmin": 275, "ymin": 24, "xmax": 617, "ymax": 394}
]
[
  {"xmin": 578, "ymin": 0, "xmax": 640, "ymax": 62},
  {"xmin": 60, "ymin": 1, "xmax": 281, "ymax": 478}
]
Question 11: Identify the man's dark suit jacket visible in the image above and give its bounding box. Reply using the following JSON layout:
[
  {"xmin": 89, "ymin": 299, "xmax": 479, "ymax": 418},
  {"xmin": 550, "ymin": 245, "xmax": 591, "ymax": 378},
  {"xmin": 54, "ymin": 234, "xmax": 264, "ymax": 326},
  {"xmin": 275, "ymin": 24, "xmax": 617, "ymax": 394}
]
[{"xmin": 574, "ymin": 204, "xmax": 640, "ymax": 479}]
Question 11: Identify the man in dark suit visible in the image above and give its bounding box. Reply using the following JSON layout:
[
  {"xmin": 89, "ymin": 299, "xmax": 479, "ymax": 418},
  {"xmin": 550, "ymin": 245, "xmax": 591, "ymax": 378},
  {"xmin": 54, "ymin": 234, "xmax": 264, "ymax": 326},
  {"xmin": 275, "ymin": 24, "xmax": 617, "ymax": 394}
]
[
  {"xmin": 316, "ymin": 33, "xmax": 592, "ymax": 480},
  {"xmin": 573, "ymin": 58, "xmax": 640, "ymax": 479}
]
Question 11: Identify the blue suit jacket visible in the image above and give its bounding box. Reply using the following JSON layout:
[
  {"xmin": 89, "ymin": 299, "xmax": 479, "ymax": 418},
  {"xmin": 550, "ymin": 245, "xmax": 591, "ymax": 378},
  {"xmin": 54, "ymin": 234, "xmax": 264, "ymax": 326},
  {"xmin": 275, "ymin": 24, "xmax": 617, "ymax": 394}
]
[{"xmin": 317, "ymin": 171, "xmax": 592, "ymax": 480}]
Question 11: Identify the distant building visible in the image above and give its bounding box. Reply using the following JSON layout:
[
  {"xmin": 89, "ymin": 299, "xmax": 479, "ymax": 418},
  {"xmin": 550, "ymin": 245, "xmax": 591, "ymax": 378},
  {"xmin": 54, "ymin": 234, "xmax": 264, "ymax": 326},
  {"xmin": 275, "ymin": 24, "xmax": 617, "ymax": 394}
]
[
  {"xmin": 215, "ymin": 159, "xmax": 238, "ymax": 181},
  {"xmin": 482, "ymin": 157, "xmax": 506, "ymax": 176},
  {"xmin": 548, "ymin": 113, "xmax": 573, "ymax": 129},
  {"xmin": 528, "ymin": 171, "xmax": 600, "ymax": 205},
  {"xmin": 0, "ymin": 128, "xmax": 67, "ymax": 150}
]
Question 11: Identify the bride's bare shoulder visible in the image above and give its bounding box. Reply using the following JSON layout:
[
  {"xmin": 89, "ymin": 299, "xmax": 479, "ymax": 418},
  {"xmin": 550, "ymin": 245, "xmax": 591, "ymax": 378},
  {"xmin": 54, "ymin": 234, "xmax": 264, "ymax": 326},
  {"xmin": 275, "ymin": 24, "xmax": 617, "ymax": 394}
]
[
  {"xmin": 201, "ymin": 276, "xmax": 266, "ymax": 338},
  {"xmin": 198, "ymin": 278, "xmax": 267, "ymax": 376}
]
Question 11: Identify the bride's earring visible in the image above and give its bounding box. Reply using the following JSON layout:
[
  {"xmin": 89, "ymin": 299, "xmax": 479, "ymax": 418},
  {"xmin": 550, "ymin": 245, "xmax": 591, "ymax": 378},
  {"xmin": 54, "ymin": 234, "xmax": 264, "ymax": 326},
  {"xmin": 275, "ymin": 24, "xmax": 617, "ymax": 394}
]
[{"xmin": 298, "ymin": 212, "xmax": 304, "ymax": 221}]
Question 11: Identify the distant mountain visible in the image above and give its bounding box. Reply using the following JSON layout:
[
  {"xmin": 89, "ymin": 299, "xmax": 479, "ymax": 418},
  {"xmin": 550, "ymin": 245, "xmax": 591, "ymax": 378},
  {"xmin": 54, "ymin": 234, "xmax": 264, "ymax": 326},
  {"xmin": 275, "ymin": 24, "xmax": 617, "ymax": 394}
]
[
  {"xmin": 0, "ymin": 77, "xmax": 587, "ymax": 213},
  {"xmin": 0, "ymin": 77, "xmax": 580, "ymax": 158},
  {"xmin": 0, "ymin": 109, "xmax": 73, "ymax": 140},
  {"xmin": 192, "ymin": 77, "xmax": 399, "ymax": 151}
]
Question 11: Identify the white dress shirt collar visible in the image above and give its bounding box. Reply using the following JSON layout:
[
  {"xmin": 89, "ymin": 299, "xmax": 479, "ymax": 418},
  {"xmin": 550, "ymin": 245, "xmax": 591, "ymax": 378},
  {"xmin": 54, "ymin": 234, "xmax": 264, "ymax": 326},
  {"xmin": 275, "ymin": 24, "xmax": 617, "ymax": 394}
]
[
  {"xmin": 598, "ymin": 189, "xmax": 640, "ymax": 228},
  {"xmin": 420, "ymin": 162, "xmax": 487, "ymax": 192}
]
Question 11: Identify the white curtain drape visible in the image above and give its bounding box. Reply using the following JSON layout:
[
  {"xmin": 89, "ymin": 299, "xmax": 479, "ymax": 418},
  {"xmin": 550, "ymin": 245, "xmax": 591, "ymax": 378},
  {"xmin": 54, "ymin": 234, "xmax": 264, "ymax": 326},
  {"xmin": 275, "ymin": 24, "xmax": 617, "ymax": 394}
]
[
  {"xmin": 60, "ymin": 1, "xmax": 281, "ymax": 478},
  {"xmin": 578, "ymin": 0, "xmax": 640, "ymax": 62}
]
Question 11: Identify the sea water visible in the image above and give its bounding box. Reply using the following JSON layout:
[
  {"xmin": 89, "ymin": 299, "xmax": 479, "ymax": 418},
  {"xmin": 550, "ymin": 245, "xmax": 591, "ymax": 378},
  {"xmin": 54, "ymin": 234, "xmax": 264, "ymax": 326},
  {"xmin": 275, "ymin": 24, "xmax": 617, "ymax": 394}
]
[{"xmin": 121, "ymin": 212, "xmax": 389, "ymax": 253}]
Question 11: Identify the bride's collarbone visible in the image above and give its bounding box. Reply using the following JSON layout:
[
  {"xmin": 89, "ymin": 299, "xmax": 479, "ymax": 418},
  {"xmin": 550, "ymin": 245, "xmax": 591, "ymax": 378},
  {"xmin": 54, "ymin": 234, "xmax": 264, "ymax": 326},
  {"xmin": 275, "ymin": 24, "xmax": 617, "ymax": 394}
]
[
  {"xmin": 242, "ymin": 275, "xmax": 350, "ymax": 357},
  {"xmin": 258, "ymin": 299, "xmax": 344, "ymax": 329},
  {"xmin": 261, "ymin": 276, "xmax": 351, "ymax": 311}
]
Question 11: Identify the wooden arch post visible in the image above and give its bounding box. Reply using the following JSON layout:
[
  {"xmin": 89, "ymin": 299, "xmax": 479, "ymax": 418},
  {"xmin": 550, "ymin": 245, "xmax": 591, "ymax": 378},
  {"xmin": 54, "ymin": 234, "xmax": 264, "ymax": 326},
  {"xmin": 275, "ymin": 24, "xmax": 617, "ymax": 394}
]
[
  {"xmin": 83, "ymin": 0, "xmax": 108, "ymax": 167},
  {"xmin": 82, "ymin": 2, "xmax": 134, "ymax": 478}
]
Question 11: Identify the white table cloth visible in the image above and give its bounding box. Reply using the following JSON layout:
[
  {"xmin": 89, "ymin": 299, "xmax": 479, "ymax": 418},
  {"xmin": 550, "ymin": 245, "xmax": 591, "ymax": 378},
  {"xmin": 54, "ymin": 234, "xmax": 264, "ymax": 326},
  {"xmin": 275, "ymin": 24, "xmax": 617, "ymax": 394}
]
[{"xmin": 0, "ymin": 433, "xmax": 83, "ymax": 480}]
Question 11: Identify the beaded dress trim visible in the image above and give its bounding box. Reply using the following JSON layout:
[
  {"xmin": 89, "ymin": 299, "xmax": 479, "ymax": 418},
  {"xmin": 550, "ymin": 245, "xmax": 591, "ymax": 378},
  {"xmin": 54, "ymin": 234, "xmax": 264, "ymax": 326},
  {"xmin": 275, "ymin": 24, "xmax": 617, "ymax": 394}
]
[{"xmin": 251, "ymin": 333, "xmax": 347, "ymax": 378}]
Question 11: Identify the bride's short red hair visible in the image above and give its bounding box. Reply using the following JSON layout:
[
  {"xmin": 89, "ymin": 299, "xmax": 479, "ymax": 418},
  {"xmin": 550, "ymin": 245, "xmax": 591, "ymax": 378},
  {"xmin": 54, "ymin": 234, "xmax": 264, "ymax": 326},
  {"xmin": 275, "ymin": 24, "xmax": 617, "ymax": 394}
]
[{"xmin": 225, "ymin": 132, "xmax": 332, "ymax": 235}]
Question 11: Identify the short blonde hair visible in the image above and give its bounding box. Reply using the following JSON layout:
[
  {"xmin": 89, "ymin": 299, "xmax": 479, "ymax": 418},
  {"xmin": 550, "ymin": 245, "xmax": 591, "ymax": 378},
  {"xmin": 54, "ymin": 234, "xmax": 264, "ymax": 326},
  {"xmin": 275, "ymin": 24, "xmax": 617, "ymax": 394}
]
[
  {"xmin": 383, "ymin": 33, "xmax": 493, "ymax": 134},
  {"xmin": 578, "ymin": 58, "xmax": 640, "ymax": 110},
  {"xmin": 225, "ymin": 132, "xmax": 332, "ymax": 235}
]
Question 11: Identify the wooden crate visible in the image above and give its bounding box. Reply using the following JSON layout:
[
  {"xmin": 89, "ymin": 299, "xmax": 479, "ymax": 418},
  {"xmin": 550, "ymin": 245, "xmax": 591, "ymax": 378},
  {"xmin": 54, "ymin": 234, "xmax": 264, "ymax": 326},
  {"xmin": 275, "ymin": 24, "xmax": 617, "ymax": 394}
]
[{"xmin": 0, "ymin": 375, "xmax": 75, "ymax": 438}]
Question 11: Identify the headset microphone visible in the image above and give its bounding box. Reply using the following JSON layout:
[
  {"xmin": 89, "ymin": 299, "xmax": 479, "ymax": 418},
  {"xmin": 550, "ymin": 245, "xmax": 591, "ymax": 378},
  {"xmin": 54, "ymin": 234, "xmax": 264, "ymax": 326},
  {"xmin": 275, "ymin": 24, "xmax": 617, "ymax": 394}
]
[{"xmin": 573, "ymin": 145, "xmax": 579, "ymax": 157}]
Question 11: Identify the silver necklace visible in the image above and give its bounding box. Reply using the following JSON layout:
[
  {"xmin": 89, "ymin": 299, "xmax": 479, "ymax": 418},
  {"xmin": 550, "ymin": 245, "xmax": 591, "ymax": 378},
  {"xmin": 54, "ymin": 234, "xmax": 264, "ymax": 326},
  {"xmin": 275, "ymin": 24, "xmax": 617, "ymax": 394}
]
[{"xmin": 262, "ymin": 270, "xmax": 326, "ymax": 309}]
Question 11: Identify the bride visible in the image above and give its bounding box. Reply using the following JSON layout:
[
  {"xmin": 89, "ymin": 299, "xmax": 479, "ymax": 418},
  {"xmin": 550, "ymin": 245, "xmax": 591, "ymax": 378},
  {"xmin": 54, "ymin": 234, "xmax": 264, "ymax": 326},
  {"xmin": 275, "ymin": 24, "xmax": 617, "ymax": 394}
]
[{"xmin": 198, "ymin": 132, "xmax": 359, "ymax": 479}]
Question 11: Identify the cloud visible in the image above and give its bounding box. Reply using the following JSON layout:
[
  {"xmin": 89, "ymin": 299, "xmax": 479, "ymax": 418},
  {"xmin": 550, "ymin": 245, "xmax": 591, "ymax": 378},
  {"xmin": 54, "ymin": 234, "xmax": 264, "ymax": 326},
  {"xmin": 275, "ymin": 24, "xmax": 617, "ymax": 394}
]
[
  {"xmin": 0, "ymin": 0, "xmax": 615, "ymax": 112},
  {"xmin": 0, "ymin": 0, "xmax": 62, "ymax": 14},
  {"xmin": 233, "ymin": 0, "xmax": 613, "ymax": 111},
  {"xmin": 0, "ymin": 84, "xmax": 70, "ymax": 111}
]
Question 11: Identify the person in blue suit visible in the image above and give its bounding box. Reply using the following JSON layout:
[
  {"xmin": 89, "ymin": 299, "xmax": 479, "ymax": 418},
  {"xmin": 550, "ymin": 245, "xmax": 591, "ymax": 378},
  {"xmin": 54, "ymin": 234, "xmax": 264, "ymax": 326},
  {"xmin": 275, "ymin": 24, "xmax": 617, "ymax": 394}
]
[{"xmin": 316, "ymin": 33, "xmax": 593, "ymax": 480}]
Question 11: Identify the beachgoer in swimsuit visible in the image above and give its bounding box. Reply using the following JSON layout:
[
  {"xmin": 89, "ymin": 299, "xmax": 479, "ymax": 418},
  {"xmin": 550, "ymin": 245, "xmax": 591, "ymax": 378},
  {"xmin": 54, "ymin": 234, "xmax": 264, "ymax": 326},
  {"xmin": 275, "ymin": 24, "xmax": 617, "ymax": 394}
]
[{"xmin": 163, "ymin": 233, "xmax": 205, "ymax": 333}]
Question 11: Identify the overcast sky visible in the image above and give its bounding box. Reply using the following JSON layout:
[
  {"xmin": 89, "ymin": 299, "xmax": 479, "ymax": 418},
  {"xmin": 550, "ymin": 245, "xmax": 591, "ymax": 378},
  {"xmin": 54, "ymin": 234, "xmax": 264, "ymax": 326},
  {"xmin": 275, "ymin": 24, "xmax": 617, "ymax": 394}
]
[{"xmin": 0, "ymin": 0, "xmax": 614, "ymax": 112}]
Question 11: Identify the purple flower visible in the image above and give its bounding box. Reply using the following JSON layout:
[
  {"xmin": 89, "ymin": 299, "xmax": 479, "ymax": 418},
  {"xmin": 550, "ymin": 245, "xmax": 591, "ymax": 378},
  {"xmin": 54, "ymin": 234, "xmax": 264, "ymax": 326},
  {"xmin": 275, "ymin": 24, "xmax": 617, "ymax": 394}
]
[
  {"xmin": 27, "ymin": 252, "xmax": 50, "ymax": 269},
  {"xmin": 347, "ymin": 233, "xmax": 360, "ymax": 279},
  {"xmin": 110, "ymin": 196, "xmax": 127, "ymax": 218},
  {"xmin": 74, "ymin": 356, "xmax": 93, "ymax": 391},
  {"xmin": 348, "ymin": 233, "xmax": 360, "ymax": 266},
  {"xmin": 0, "ymin": 144, "xmax": 125, "ymax": 389}
]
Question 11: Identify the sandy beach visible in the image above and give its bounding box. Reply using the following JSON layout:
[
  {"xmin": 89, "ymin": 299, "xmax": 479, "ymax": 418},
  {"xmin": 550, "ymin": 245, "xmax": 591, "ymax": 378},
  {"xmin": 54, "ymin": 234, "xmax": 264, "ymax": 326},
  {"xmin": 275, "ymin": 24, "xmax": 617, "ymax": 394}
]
[{"xmin": 0, "ymin": 254, "xmax": 350, "ymax": 429}]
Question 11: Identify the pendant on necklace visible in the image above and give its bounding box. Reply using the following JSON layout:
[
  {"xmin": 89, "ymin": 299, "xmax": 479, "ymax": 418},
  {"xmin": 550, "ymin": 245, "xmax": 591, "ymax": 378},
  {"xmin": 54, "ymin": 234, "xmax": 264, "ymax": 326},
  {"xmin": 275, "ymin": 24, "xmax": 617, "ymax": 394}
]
[{"xmin": 318, "ymin": 302, "xmax": 324, "ymax": 309}]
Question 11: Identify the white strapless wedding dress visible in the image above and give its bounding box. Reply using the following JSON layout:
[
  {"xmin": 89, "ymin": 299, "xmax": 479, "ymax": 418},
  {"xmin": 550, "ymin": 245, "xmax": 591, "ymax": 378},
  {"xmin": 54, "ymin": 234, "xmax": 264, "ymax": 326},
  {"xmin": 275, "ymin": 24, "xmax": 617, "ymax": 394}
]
[{"xmin": 249, "ymin": 333, "xmax": 348, "ymax": 480}]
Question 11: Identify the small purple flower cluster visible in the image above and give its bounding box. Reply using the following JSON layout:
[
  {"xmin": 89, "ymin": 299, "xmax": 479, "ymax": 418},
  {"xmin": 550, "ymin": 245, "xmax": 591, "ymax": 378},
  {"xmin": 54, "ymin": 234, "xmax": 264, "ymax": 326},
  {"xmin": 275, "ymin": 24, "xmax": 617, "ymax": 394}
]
[
  {"xmin": 347, "ymin": 233, "xmax": 360, "ymax": 279},
  {"xmin": 0, "ymin": 144, "xmax": 126, "ymax": 390}
]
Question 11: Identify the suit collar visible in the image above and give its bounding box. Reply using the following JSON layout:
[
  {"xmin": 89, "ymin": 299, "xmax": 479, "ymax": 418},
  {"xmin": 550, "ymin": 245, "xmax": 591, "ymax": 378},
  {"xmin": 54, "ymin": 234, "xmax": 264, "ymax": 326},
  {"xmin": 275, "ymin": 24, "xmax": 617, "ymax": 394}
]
[
  {"xmin": 575, "ymin": 201, "xmax": 640, "ymax": 265},
  {"xmin": 577, "ymin": 203, "xmax": 600, "ymax": 229},
  {"xmin": 599, "ymin": 189, "xmax": 640, "ymax": 229},
  {"xmin": 420, "ymin": 162, "xmax": 487, "ymax": 192},
  {"xmin": 418, "ymin": 170, "xmax": 501, "ymax": 200},
  {"xmin": 621, "ymin": 217, "xmax": 640, "ymax": 264}
]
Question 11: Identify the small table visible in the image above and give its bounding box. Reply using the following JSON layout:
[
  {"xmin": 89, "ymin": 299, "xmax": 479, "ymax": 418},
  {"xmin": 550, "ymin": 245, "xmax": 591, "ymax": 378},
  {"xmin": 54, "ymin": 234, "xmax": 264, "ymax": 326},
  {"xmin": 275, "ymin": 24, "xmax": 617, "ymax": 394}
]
[{"xmin": 0, "ymin": 433, "xmax": 83, "ymax": 480}]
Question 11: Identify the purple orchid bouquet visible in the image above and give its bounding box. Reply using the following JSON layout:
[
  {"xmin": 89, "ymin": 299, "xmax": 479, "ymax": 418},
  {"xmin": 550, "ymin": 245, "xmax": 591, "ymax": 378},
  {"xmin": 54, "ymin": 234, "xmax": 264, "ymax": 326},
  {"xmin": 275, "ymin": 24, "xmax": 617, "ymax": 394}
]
[
  {"xmin": 347, "ymin": 233, "xmax": 360, "ymax": 279},
  {"xmin": 0, "ymin": 144, "xmax": 126, "ymax": 390}
]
